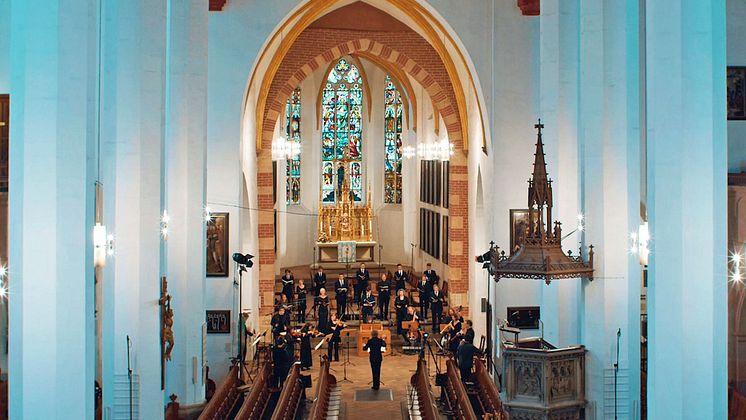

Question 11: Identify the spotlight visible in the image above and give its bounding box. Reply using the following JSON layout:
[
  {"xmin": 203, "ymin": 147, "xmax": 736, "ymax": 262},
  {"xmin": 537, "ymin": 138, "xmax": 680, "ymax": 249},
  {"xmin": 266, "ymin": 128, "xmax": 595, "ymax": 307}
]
[
  {"xmin": 475, "ymin": 249, "xmax": 493, "ymax": 270},
  {"xmin": 232, "ymin": 253, "xmax": 254, "ymax": 268}
]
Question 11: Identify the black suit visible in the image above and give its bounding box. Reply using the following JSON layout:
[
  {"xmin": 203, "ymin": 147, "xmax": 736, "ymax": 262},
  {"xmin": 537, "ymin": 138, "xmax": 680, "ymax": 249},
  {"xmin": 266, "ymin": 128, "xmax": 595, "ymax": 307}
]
[
  {"xmin": 430, "ymin": 291, "xmax": 444, "ymax": 332},
  {"xmin": 424, "ymin": 269, "xmax": 438, "ymax": 286},
  {"xmin": 355, "ymin": 269, "xmax": 370, "ymax": 304},
  {"xmin": 361, "ymin": 292, "xmax": 376, "ymax": 322},
  {"xmin": 417, "ymin": 280, "xmax": 432, "ymax": 319},
  {"xmin": 313, "ymin": 272, "xmax": 327, "ymax": 296},
  {"xmin": 363, "ymin": 337, "xmax": 386, "ymax": 389},
  {"xmin": 394, "ymin": 270, "xmax": 408, "ymax": 291},
  {"xmin": 464, "ymin": 327, "xmax": 475, "ymax": 344},
  {"xmin": 334, "ymin": 279, "xmax": 349, "ymax": 317},
  {"xmin": 456, "ymin": 340, "xmax": 479, "ymax": 381}
]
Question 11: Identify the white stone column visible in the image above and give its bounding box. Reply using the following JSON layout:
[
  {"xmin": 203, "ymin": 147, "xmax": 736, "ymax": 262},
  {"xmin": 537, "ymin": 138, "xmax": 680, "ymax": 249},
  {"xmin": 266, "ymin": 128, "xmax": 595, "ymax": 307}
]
[
  {"xmin": 8, "ymin": 0, "xmax": 97, "ymax": 418},
  {"xmin": 164, "ymin": 0, "xmax": 208, "ymax": 405},
  {"xmin": 98, "ymin": 0, "xmax": 167, "ymax": 418},
  {"xmin": 646, "ymin": 0, "xmax": 727, "ymax": 417}
]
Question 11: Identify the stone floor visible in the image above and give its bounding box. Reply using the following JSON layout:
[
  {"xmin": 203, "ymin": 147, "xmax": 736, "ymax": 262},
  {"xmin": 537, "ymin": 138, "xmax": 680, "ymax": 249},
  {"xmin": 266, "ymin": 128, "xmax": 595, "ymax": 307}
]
[{"xmin": 301, "ymin": 338, "xmax": 446, "ymax": 420}]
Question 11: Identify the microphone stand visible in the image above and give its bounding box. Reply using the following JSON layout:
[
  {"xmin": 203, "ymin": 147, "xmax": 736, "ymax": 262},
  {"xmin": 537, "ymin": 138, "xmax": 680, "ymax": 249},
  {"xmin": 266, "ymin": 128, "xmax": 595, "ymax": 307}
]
[
  {"xmin": 614, "ymin": 328, "xmax": 621, "ymax": 420},
  {"xmin": 127, "ymin": 335, "xmax": 133, "ymax": 420}
]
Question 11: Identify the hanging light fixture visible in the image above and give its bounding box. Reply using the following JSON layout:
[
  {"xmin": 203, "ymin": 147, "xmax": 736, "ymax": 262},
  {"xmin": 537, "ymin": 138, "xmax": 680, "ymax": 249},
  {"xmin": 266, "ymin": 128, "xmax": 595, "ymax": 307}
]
[{"xmin": 271, "ymin": 136, "xmax": 301, "ymax": 161}]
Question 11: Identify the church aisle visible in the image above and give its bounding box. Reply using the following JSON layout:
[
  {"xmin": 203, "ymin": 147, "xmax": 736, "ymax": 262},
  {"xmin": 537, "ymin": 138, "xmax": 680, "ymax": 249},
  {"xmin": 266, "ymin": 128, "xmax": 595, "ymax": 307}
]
[{"xmin": 306, "ymin": 350, "xmax": 422, "ymax": 419}]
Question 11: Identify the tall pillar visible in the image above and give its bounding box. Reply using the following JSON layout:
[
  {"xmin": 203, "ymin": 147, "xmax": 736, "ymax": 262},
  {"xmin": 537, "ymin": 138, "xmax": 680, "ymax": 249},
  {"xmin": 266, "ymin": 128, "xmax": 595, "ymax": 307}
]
[
  {"xmin": 646, "ymin": 0, "xmax": 727, "ymax": 417},
  {"xmin": 8, "ymin": 0, "xmax": 96, "ymax": 418},
  {"xmin": 164, "ymin": 0, "xmax": 208, "ymax": 405},
  {"xmin": 99, "ymin": 0, "xmax": 167, "ymax": 417},
  {"xmin": 577, "ymin": 0, "xmax": 643, "ymax": 417}
]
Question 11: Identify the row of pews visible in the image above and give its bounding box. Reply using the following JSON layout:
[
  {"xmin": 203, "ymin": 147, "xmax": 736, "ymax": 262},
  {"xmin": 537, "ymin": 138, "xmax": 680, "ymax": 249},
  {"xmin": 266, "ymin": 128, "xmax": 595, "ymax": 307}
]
[
  {"xmin": 409, "ymin": 356, "xmax": 507, "ymax": 420},
  {"xmin": 309, "ymin": 357, "xmax": 341, "ymax": 420},
  {"xmin": 200, "ymin": 356, "xmax": 339, "ymax": 420}
]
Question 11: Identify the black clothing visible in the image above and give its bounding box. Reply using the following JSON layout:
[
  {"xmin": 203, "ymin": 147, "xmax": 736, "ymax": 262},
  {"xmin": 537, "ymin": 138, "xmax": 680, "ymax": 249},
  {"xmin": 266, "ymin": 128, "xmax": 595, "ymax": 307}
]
[
  {"xmin": 361, "ymin": 292, "xmax": 376, "ymax": 322},
  {"xmin": 299, "ymin": 330, "xmax": 313, "ymax": 368},
  {"xmin": 296, "ymin": 285, "xmax": 308, "ymax": 323},
  {"xmin": 377, "ymin": 279, "xmax": 391, "ymax": 320},
  {"xmin": 394, "ymin": 270, "xmax": 408, "ymax": 291},
  {"xmin": 355, "ymin": 269, "xmax": 370, "ymax": 304},
  {"xmin": 281, "ymin": 274, "xmax": 294, "ymax": 303},
  {"xmin": 394, "ymin": 296, "xmax": 409, "ymax": 334},
  {"xmin": 271, "ymin": 313, "xmax": 288, "ymax": 337},
  {"xmin": 316, "ymin": 296, "xmax": 330, "ymax": 333},
  {"xmin": 363, "ymin": 337, "xmax": 386, "ymax": 389},
  {"xmin": 313, "ymin": 271, "xmax": 327, "ymax": 296},
  {"xmin": 273, "ymin": 334, "xmax": 291, "ymax": 387},
  {"xmin": 463, "ymin": 327, "xmax": 475, "ymax": 344},
  {"xmin": 334, "ymin": 279, "xmax": 349, "ymax": 318},
  {"xmin": 424, "ymin": 269, "xmax": 438, "ymax": 287},
  {"xmin": 417, "ymin": 280, "xmax": 432, "ymax": 319},
  {"xmin": 430, "ymin": 291, "xmax": 444, "ymax": 332},
  {"xmin": 457, "ymin": 340, "xmax": 479, "ymax": 381},
  {"xmin": 327, "ymin": 322, "xmax": 344, "ymax": 362}
]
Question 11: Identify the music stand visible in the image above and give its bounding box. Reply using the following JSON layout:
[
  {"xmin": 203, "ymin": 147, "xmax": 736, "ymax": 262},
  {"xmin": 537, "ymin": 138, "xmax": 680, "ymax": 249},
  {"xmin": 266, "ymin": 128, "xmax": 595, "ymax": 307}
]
[{"xmin": 339, "ymin": 330, "xmax": 354, "ymax": 384}]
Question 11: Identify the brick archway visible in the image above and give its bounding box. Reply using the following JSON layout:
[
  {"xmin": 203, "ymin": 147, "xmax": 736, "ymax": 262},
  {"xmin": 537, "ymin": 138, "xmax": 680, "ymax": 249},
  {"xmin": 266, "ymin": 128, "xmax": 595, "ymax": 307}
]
[{"xmin": 255, "ymin": 38, "xmax": 470, "ymax": 317}]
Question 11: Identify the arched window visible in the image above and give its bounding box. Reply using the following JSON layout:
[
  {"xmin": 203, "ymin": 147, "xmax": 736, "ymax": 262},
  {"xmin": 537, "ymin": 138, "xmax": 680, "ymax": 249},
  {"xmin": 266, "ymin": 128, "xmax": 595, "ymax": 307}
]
[
  {"xmin": 321, "ymin": 58, "xmax": 363, "ymax": 203},
  {"xmin": 285, "ymin": 87, "xmax": 301, "ymax": 205},
  {"xmin": 384, "ymin": 75, "xmax": 403, "ymax": 204}
]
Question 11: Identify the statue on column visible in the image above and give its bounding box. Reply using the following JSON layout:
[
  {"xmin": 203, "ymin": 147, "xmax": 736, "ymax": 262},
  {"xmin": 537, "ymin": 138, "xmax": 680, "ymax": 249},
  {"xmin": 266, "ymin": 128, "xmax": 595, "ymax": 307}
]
[{"xmin": 160, "ymin": 277, "xmax": 175, "ymax": 361}]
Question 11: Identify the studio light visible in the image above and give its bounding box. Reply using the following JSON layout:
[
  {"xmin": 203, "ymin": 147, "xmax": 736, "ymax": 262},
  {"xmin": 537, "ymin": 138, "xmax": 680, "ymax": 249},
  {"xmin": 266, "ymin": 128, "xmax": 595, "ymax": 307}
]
[{"xmin": 232, "ymin": 253, "xmax": 254, "ymax": 268}]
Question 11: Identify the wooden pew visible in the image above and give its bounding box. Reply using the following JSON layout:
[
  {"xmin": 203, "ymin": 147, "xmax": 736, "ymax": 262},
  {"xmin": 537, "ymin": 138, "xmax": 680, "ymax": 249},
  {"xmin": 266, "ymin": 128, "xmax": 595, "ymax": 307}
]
[
  {"xmin": 408, "ymin": 358, "xmax": 440, "ymax": 420},
  {"xmin": 197, "ymin": 364, "xmax": 242, "ymax": 420},
  {"xmin": 730, "ymin": 386, "xmax": 746, "ymax": 420},
  {"xmin": 443, "ymin": 359, "xmax": 478, "ymax": 420},
  {"xmin": 270, "ymin": 364, "xmax": 306, "ymax": 420},
  {"xmin": 309, "ymin": 357, "xmax": 339, "ymax": 420},
  {"xmin": 234, "ymin": 362, "xmax": 272, "ymax": 420},
  {"xmin": 473, "ymin": 358, "xmax": 507, "ymax": 419}
]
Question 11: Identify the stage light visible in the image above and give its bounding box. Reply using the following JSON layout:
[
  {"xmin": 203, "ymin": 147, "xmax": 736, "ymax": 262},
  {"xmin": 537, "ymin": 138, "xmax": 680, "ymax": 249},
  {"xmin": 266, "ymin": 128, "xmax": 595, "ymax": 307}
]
[{"xmin": 232, "ymin": 253, "xmax": 254, "ymax": 268}]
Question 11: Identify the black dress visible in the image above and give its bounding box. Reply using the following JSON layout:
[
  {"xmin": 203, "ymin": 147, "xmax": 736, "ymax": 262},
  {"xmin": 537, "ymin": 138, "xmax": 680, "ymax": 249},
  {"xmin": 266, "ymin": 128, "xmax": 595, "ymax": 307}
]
[
  {"xmin": 316, "ymin": 296, "xmax": 330, "ymax": 333},
  {"xmin": 327, "ymin": 322, "xmax": 344, "ymax": 362},
  {"xmin": 281, "ymin": 274, "xmax": 294, "ymax": 303},
  {"xmin": 296, "ymin": 285, "xmax": 307, "ymax": 323},
  {"xmin": 299, "ymin": 330, "xmax": 312, "ymax": 368},
  {"xmin": 394, "ymin": 296, "xmax": 409, "ymax": 334}
]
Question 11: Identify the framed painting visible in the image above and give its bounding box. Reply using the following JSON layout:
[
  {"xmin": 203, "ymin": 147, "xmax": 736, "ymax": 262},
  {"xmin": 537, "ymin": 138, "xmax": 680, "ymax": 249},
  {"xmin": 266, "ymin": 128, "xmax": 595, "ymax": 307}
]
[
  {"xmin": 206, "ymin": 212, "xmax": 229, "ymax": 277},
  {"xmin": 510, "ymin": 209, "xmax": 530, "ymax": 255},
  {"xmin": 728, "ymin": 67, "xmax": 746, "ymax": 120},
  {"xmin": 206, "ymin": 310, "xmax": 231, "ymax": 334}
]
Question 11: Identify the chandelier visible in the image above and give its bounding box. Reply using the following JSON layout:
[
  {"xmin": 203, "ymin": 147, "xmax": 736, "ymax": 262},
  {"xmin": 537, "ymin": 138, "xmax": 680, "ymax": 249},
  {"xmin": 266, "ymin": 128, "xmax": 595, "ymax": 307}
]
[{"xmin": 271, "ymin": 136, "xmax": 301, "ymax": 161}]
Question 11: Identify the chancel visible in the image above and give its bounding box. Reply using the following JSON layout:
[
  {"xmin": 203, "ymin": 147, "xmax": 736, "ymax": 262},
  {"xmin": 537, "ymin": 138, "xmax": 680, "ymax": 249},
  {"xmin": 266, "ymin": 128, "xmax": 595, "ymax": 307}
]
[{"xmin": 0, "ymin": 0, "xmax": 742, "ymax": 419}]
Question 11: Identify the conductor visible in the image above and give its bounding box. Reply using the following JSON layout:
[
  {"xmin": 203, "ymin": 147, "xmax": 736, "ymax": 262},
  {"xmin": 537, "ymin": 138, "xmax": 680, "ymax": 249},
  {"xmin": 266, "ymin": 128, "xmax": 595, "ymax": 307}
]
[{"xmin": 363, "ymin": 330, "xmax": 386, "ymax": 390}]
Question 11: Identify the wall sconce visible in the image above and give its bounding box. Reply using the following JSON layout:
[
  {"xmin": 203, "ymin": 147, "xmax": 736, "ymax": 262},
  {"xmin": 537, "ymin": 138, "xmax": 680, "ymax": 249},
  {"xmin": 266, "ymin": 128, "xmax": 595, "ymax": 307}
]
[
  {"xmin": 93, "ymin": 222, "xmax": 107, "ymax": 267},
  {"xmin": 629, "ymin": 222, "xmax": 650, "ymax": 266},
  {"xmin": 731, "ymin": 248, "xmax": 744, "ymax": 283},
  {"xmin": 161, "ymin": 210, "xmax": 170, "ymax": 239}
]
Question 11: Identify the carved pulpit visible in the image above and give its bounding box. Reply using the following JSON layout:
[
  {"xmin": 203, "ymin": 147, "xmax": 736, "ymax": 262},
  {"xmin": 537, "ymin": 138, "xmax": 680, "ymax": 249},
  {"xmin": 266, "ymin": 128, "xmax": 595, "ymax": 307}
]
[{"xmin": 317, "ymin": 145, "xmax": 376, "ymax": 263}]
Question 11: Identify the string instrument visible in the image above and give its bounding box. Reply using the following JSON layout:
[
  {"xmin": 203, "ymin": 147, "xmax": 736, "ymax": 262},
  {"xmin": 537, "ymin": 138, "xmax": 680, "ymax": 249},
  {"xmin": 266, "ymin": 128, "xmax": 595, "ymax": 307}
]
[
  {"xmin": 324, "ymin": 319, "xmax": 346, "ymax": 342},
  {"xmin": 406, "ymin": 313, "xmax": 421, "ymax": 342}
]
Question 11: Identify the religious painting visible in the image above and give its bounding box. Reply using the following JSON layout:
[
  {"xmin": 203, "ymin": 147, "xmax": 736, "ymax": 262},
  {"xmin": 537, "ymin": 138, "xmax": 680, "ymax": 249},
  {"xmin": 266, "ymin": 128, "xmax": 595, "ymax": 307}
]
[
  {"xmin": 206, "ymin": 310, "xmax": 231, "ymax": 334},
  {"xmin": 510, "ymin": 209, "xmax": 530, "ymax": 255},
  {"xmin": 206, "ymin": 212, "xmax": 229, "ymax": 277},
  {"xmin": 728, "ymin": 67, "xmax": 746, "ymax": 120},
  {"xmin": 507, "ymin": 306, "xmax": 540, "ymax": 329}
]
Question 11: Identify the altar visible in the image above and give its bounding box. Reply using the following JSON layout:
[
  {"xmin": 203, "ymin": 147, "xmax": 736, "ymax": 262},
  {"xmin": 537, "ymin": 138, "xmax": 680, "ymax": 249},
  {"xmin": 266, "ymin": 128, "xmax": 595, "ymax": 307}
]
[{"xmin": 316, "ymin": 145, "xmax": 377, "ymax": 264}]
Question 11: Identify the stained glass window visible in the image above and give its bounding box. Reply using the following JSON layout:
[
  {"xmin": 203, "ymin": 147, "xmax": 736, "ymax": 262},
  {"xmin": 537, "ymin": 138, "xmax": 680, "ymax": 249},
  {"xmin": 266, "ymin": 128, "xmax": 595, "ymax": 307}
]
[
  {"xmin": 321, "ymin": 58, "xmax": 363, "ymax": 203},
  {"xmin": 384, "ymin": 75, "xmax": 403, "ymax": 204},
  {"xmin": 286, "ymin": 87, "xmax": 301, "ymax": 205}
]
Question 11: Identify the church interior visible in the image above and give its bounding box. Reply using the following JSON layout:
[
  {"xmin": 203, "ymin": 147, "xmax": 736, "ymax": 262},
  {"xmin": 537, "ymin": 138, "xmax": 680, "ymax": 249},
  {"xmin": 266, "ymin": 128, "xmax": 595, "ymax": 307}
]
[{"xmin": 0, "ymin": 0, "xmax": 745, "ymax": 418}]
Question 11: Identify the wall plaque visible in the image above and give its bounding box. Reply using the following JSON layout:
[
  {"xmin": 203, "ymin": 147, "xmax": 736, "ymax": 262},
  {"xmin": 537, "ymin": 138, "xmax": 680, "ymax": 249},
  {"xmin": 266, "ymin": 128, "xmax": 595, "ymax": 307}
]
[{"xmin": 206, "ymin": 310, "xmax": 231, "ymax": 334}]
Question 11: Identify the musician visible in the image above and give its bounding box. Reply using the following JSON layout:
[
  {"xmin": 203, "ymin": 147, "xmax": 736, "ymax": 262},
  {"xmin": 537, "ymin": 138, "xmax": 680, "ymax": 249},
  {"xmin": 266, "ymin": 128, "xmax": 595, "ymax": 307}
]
[
  {"xmin": 394, "ymin": 289, "xmax": 410, "ymax": 335},
  {"xmin": 445, "ymin": 308, "xmax": 464, "ymax": 354},
  {"xmin": 403, "ymin": 306, "xmax": 421, "ymax": 345},
  {"xmin": 239, "ymin": 312, "xmax": 255, "ymax": 364},
  {"xmin": 462, "ymin": 319, "xmax": 475, "ymax": 344},
  {"xmin": 316, "ymin": 288, "xmax": 330, "ymax": 333},
  {"xmin": 456, "ymin": 337, "xmax": 480, "ymax": 381},
  {"xmin": 361, "ymin": 286, "xmax": 376, "ymax": 323},
  {"xmin": 355, "ymin": 263, "xmax": 370, "ymax": 306},
  {"xmin": 273, "ymin": 328, "xmax": 291, "ymax": 387},
  {"xmin": 313, "ymin": 266, "xmax": 327, "ymax": 297},
  {"xmin": 296, "ymin": 279, "xmax": 308, "ymax": 323},
  {"xmin": 394, "ymin": 263, "xmax": 408, "ymax": 291},
  {"xmin": 334, "ymin": 274, "xmax": 349, "ymax": 319},
  {"xmin": 271, "ymin": 306, "xmax": 290, "ymax": 337},
  {"xmin": 430, "ymin": 284, "xmax": 444, "ymax": 333},
  {"xmin": 417, "ymin": 275, "xmax": 432, "ymax": 320},
  {"xmin": 298, "ymin": 323, "xmax": 314, "ymax": 370},
  {"xmin": 424, "ymin": 262, "xmax": 438, "ymax": 287},
  {"xmin": 281, "ymin": 269, "xmax": 295, "ymax": 303},
  {"xmin": 363, "ymin": 330, "xmax": 386, "ymax": 390},
  {"xmin": 327, "ymin": 314, "xmax": 345, "ymax": 362},
  {"xmin": 378, "ymin": 273, "xmax": 391, "ymax": 321}
]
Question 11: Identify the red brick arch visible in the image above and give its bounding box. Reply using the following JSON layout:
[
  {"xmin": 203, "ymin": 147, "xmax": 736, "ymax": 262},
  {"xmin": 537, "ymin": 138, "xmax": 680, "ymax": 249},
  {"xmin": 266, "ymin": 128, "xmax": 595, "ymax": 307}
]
[
  {"xmin": 255, "ymin": 36, "xmax": 470, "ymax": 317},
  {"xmin": 260, "ymin": 37, "xmax": 463, "ymax": 151}
]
